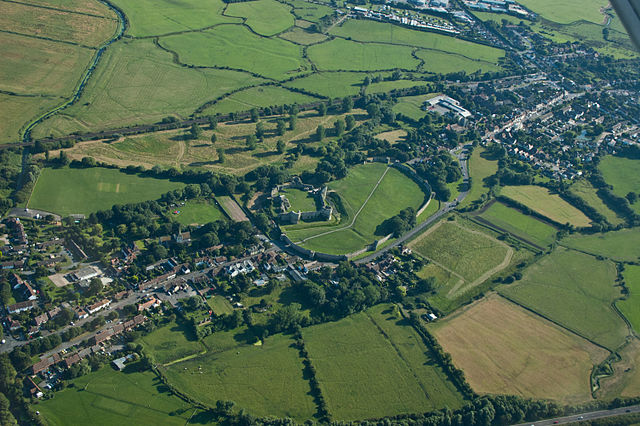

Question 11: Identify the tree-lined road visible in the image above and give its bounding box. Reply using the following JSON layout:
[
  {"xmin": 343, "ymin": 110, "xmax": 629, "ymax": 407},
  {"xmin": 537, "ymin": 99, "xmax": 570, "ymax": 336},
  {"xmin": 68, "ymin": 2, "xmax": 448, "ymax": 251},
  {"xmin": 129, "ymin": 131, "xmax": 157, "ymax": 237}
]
[{"xmin": 512, "ymin": 404, "xmax": 640, "ymax": 425}]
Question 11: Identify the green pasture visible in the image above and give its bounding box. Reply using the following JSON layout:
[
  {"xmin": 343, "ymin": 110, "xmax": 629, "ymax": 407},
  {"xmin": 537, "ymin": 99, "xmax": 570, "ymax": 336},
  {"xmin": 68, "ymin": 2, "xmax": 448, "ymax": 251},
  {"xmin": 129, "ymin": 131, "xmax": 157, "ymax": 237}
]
[
  {"xmin": 162, "ymin": 333, "xmax": 316, "ymax": 420},
  {"xmin": 569, "ymin": 179, "xmax": 624, "ymax": 225},
  {"xmin": 279, "ymin": 26, "xmax": 329, "ymax": 44},
  {"xmin": 415, "ymin": 49, "xmax": 502, "ymax": 74},
  {"xmin": 517, "ymin": 0, "xmax": 609, "ymax": 24},
  {"xmin": 479, "ymin": 202, "xmax": 557, "ymax": 248},
  {"xmin": 31, "ymin": 39, "xmax": 264, "ymax": 139},
  {"xmin": 38, "ymin": 365, "xmax": 197, "ymax": 426},
  {"xmin": 561, "ymin": 228, "xmax": 640, "ymax": 262},
  {"xmin": 307, "ymin": 38, "xmax": 420, "ymax": 71},
  {"xmin": 618, "ymin": 265, "xmax": 640, "ymax": 335},
  {"xmin": 110, "ymin": 0, "xmax": 240, "ymax": 37},
  {"xmin": 286, "ymin": 0, "xmax": 333, "ymax": 23},
  {"xmin": 392, "ymin": 93, "xmax": 439, "ymax": 120},
  {"xmin": 303, "ymin": 304, "xmax": 464, "ymax": 420},
  {"xmin": 207, "ymin": 296, "xmax": 233, "ymax": 316},
  {"xmin": 27, "ymin": 167, "xmax": 184, "ymax": 216},
  {"xmin": 366, "ymin": 80, "xmax": 430, "ymax": 95},
  {"xmin": 472, "ymin": 11, "xmax": 525, "ymax": 25},
  {"xmin": 410, "ymin": 220, "xmax": 511, "ymax": 284},
  {"xmin": 500, "ymin": 248, "xmax": 627, "ymax": 350},
  {"xmin": 171, "ymin": 200, "xmax": 225, "ymax": 226},
  {"xmin": 203, "ymin": 85, "xmax": 316, "ymax": 115},
  {"xmin": 285, "ymin": 72, "xmax": 366, "ymax": 97},
  {"xmin": 282, "ymin": 187, "xmax": 317, "ymax": 212},
  {"xmin": 460, "ymin": 147, "xmax": 498, "ymax": 207},
  {"xmin": 329, "ymin": 20, "xmax": 504, "ymax": 63},
  {"xmin": 139, "ymin": 321, "xmax": 205, "ymax": 365},
  {"xmin": 227, "ymin": 0, "xmax": 294, "ymax": 36},
  {"xmin": 0, "ymin": 94, "xmax": 61, "ymax": 144},
  {"xmin": 160, "ymin": 25, "xmax": 306, "ymax": 80},
  {"xmin": 500, "ymin": 185, "xmax": 592, "ymax": 227},
  {"xmin": 599, "ymin": 155, "xmax": 640, "ymax": 213}
]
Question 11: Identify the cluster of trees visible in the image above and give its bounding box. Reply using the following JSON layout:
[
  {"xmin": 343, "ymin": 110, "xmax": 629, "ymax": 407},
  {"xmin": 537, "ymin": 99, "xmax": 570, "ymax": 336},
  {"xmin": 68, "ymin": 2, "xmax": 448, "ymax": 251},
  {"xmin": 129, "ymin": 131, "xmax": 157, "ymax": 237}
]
[
  {"xmin": 291, "ymin": 328, "xmax": 330, "ymax": 422},
  {"xmin": 376, "ymin": 207, "xmax": 416, "ymax": 237},
  {"xmin": 590, "ymin": 171, "xmax": 640, "ymax": 226},
  {"xmin": 414, "ymin": 152, "xmax": 463, "ymax": 201}
]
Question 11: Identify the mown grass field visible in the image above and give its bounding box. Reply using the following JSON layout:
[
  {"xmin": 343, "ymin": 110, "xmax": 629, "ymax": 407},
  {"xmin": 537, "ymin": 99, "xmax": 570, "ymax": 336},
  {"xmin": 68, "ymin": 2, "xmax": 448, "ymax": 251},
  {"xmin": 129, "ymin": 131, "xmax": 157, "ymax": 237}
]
[
  {"xmin": 32, "ymin": 39, "xmax": 264, "ymax": 139},
  {"xmin": 392, "ymin": 93, "xmax": 439, "ymax": 120},
  {"xmin": 479, "ymin": 202, "xmax": 557, "ymax": 247},
  {"xmin": 366, "ymin": 80, "xmax": 430, "ymax": 95},
  {"xmin": 0, "ymin": 94, "xmax": 61, "ymax": 144},
  {"xmin": 599, "ymin": 155, "xmax": 640, "ymax": 213},
  {"xmin": 281, "ymin": 187, "xmax": 317, "ymax": 212},
  {"xmin": 285, "ymin": 163, "xmax": 426, "ymax": 254},
  {"xmin": 278, "ymin": 26, "xmax": 329, "ymax": 45},
  {"xmin": 500, "ymin": 185, "xmax": 592, "ymax": 227},
  {"xmin": 409, "ymin": 219, "xmax": 511, "ymax": 285},
  {"xmin": 111, "ymin": 0, "xmax": 240, "ymax": 37},
  {"xmin": 38, "ymin": 365, "xmax": 198, "ymax": 426},
  {"xmin": 460, "ymin": 147, "xmax": 498, "ymax": 207},
  {"xmin": 415, "ymin": 49, "xmax": 502, "ymax": 74},
  {"xmin": 570, "ymin": 179, "xmax": 624, "ymax": 225},
  {"xmin": 227, "ymin": 0, "xmax": 294, "ymax": 36},
  {"xmin": 203, "ymin": 86, "xmax": 316, "ymax": 115},
  {"xmin": 285, "ymin": 72, "xmax": 366, "ymax": 97},
  {"xmin": 500, "ymin": 248, "xmax": 627, "ymax": 350},
  {"xmin": 561, "ymin": 228, "xmax": 640, "ymax": 262},
  {"xmin": 171, "ymin": 199, "xmax": 225, "ymax": 226},
  {"xmin": 160, "ymin": 26, "xmax": 306, "ymax": 80},
  {"xmin": 27, "ymin": 167, "xmax": 184, "ymax": 216},
  {"xmin": 304, "ymin": 304, "xmax": 464, "ymax": 420},
  {"xmin": 206, "ymin": 295, "xmax": 233, "ymax": 316},
  {"xmin": 139, "ymin": 321, "xmax": 205, "ymax": 365},
  {"xmin": 162, "ymin": 333, "xmax": 316, "ymax": 421},
  {"xmin": 307, "ymin": 39, "xmax": 420, "ymax": 71},
  {"xmin": 618, "ymin": 266, "xmax": 640, "ymax": 335},
  {"xmin": 517, "ymin": 0, "xmax": 608, "ymax": 24},
  {"xmin": 431, "ymin": 295, "xmax": 608, "ymax": 404}
]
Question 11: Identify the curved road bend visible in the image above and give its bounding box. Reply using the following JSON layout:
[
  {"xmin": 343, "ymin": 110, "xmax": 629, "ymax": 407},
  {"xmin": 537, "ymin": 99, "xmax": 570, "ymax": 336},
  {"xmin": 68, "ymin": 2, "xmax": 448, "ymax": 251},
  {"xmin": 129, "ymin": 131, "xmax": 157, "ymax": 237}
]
[
  {"xmin": 512, "ymin": 404, "xmax": 640, "ymax": 425},
  {"xmin": 355, "ymin": 146, "xmax": 470, "ymax": 264}
]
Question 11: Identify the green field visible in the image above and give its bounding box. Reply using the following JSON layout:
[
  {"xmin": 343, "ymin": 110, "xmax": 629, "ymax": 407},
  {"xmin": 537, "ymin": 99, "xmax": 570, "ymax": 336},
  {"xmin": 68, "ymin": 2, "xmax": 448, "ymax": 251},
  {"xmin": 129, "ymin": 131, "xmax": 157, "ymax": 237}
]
[
  {"xmin": 329, "ymin": 20, "xmax": 504, "ymax": 64},
  {"xmin": 27, "ymin": 167, "xmax": 184, "ymax": 216},
  {"xmin": 307, "ymin": 39, "xmax": 420, "ymax": 71},
  {"xmin": 415, "ymin": 49, "xmax": 502, "ymax": 74},
  {"xmin": 570, "ymin": 179, "xmax": 624, "ymax": 225},
  {"xmin": 111, "ymin": 0, "xmax": 240, "ymax": 37},
  {"xmin": 561, "ymin": 228, "xmax": 640, "ymax": 263},
  {"xmin": 618, "ymin": 266, "xmax": 640, "ymax": 335},
  {"xmin": 279, "ymin": 26, "xmax": 329, "ymax": 45},
  {"xmin": 282, "ymin": 187, "xmax": 317, "ymax": 212},
  {"xmin": 207, "ymin": 295, "xmax": 233, "ymax": 316},
  {"xmin": 139, "ymin": 322, "xmax": 206, "ymax": 365},
  {"xmin": 599, "ymin": 155, "xmax": 640, "ymax": 213},
  {"xmin": 410, "ymin": 220, "xmax": 512, "ymax": 285},
  {"xmin": 392, "ymin": 93, "xmax": 439, "ymax": 120},
  {"xmin": 38, "ymin": 365, "xmax": 198, "ymax": 426},
  {"xmin": 32, "ymin": 39, "xmax": 264, "ymax": 139},
  {"xmin": 172, "ymin": 199, "xmax": 226, "ymax": 226},
  {"xmin": 285, "ymin": 163, "xmax": 426, "ymax": 254},
  {"xmin": 500, "ymin": 185, "xmax": 592, "ymax": 227},
  {"xmin": 285, "ymin": 72, "xmax": 366, "ymax": 97},
  {"xmin": 500, "ymin": 248, "xmax": 627, "ymax": 350},
  {"xmin": 162, "ymin": 333, "xmax": 316, "ymax": 420},
  {"xmin": 479, "ymin": 202, "xmax": 558, "ymax": 248},
  {"xmin": 203, "ymin": 85, "xmax": 316, "ymax": 115},
  {"xmin": 518, "ymin": 0, "xmax": 608, "ymax": 24},
  {"xmin": 303, "ymin": 304, "xmax": 464, "ymax": 420},
  {"xmin": 226, "ymin": 0, "xmax": 294, "ymax": 36},
  {"xmin": 460, "ymin": 147, "xmax": 498, "ymax": 207},
  {"xmin": 287, "ymin": 0, "xmax": 333, "ymax": 23},
  {"xmin": 365, "ymin": 80, "xmax": 430, "ymax": 95}
]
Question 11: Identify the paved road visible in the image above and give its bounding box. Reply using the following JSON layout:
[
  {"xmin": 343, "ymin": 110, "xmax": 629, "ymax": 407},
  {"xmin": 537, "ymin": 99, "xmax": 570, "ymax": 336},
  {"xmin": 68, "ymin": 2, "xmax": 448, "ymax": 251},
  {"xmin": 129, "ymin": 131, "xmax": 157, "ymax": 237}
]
[
  {"xmin": 513, "ymin": 404, "xmax": 640, "ymax": 425},
  {"xmin": 355, "ymin": 146, "xmax": 470, "ymax": 264}
]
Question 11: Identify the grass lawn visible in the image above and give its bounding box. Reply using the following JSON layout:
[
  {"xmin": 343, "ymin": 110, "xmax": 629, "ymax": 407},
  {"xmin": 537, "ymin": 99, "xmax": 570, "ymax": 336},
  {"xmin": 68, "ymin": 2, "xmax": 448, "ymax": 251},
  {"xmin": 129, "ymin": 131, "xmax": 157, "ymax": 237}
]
[
  {"xmin": 139, "ymin": 321, "xmax": 205, "ymax": 365},
  {"xmin": 392, "ymin": 93, "xmax": 439, "ymax": 120},
  {"xmin": 366, "ymin": 80, "xmax": 430, "ymax": 95},
  {"xmin": 27, "ymin": 167, "xmax": 184, "ymax": 216},
  {"xmin": 415, "ymin": 49, "xmax": 502, "ymax": 74},
  {"xmin": 500, "ymin": 248, "xmax": 627, "ymax": 350},
  {"xmin": 561, "ymin": 228, "xmax": 640, "ymax": 262},
  {"xmin": 37, "ymin": 365, "xmax": 198, "ymax": 426},
  {"xmin": 479, "ymin": 202, "xmax": 558, "ymax": 247},
  {"xmin": 599, "ymin": 155, "xmax": 640, "ymax": 214},
  {"xmin": 431, "ymin": 295, "xmax": 608, "ymax": 404},
  {"xmin": 203, "ymin": 86, "xmax": 316, "ymax": 115},
  {"xmin": 618, "ymin": 266, "xmax": 640, "ymax": 335},
  {"xmin": 329, "ymin": 20, "xmax": 504, "ymax": 63},
  {"xmin": 285, "ymin": 72, "xmax": 366, "ymax": 97},
  {"xmin": 162, "ymin": 333, "xmax": 316, "ymax": 420},
  {"xmin": 304, "ymin": 304, "xmax": 463, "ymax": 420},
  {"xmin": 286, "ymin": 164, "xmax": 426, "ymax": 254},
  {"xmin": 111, "ymin": 0, "xmax": 240, "ymax": 37},
  {"xmin": 518, "ymin": 0, "xmax": 608, "ymax": 24},
  {"xmin": 31, "ymin": 39, "xmax": 264, "ymax": 139},
  {"xmin": 570, "ymin": 179, "xmax": 624, "ymax": 225},
  {"xmin": 307, "ymin": 38, "xmax": 420, "ymax": 71},
  {"xmin": 459, "ymin": 147, "xmax": 498, "ymax": 207},
  {"xmin": 206, "ymin": 296, "xmax": 233, "ymax": 316},
  {"xmin": 160, "ymin": 26, "xmax": 306, "ymax": 80},
  {"xmin": 500, "ymin": 185, "xmax": 592, "ymax": 227},
  {"xmin": 226, "ymin": 0, "xmax": 294, "ymax": 36},
  {"xmin": 171, "ymin": 199, "xmax": 225, "ymax": 226},
  {"xmin": 409, "ymin": 220, "xmax": 511, "ymax": 285},
  {"xmin": 279, "ymin": 26, "xmax": 329, "ymax": 44},
  {"xmin": 281, "ymin": 187, "xmax": 317, "ymax": 212}
]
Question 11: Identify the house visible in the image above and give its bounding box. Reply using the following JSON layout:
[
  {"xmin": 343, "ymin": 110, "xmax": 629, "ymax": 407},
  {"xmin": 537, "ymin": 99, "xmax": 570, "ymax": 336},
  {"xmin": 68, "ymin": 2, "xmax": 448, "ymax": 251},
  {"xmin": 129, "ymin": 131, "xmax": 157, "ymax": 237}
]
[
  {"xmin": 91, "ymin": 328, "xmax": 114, "ymax": 345},
  {"xmin": 138, "ymin": 297, "xmax": 160, "ymax": 312},
  {"xmin": 30, "ymin": 358, "xmax": 54, "ymax": 375},
  {"xmin": 87, "ymin": 299, "xmax": 111, "ymax": 314},
  {"xmin": 62, "ymin": 353, "xmax": 81, "ymax": 368},
  {"xmin": 75, "ymin": 307, "xmax": 88, "ymax": 319},
  {"xmin": 112, "ymin": 353, "xmax": 136, "ymax": 371},
  {"xmin": 71, "ymin": 266, "xmax": 100, "ymax": 282},
  {"xmin": 174, "ymin": 231, "xmax": 191, "ymax": 244},
  {"xmin": 7, "ymin": 300, "xmax": 37, "ymax": 314},
  {"xmin": 9, "ymin": 319, "xmax": 21, "ymax": 331},
  {"xmin": 22, "ymin": 281, "xmax": 37, "ymax": 301},
  {"xmin": 34, "ymin": 313, "xmax": 48, "ymax": 327}
]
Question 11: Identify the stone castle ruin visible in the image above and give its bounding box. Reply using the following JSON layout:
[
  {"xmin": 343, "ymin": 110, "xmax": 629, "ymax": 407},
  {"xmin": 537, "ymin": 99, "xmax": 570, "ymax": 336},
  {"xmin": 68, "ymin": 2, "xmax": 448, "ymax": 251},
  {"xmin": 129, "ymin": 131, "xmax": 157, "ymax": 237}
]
[{"xmin": 272, "ymin": 177, "xmax": 333, "ymax": 225}]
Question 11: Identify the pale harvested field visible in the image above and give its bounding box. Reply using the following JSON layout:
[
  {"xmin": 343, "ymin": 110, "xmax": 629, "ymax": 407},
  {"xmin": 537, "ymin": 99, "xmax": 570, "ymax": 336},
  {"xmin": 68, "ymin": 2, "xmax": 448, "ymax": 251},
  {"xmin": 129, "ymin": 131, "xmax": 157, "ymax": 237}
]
[
  {"xmin": 375, "ymin": 130, "xmax": 407, "ymax": 144},
  {"xmin": 431, "ymin": 295, "xmax": 609, "ymax": 404}
]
